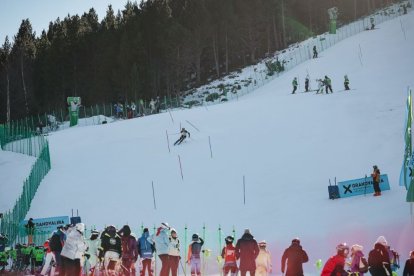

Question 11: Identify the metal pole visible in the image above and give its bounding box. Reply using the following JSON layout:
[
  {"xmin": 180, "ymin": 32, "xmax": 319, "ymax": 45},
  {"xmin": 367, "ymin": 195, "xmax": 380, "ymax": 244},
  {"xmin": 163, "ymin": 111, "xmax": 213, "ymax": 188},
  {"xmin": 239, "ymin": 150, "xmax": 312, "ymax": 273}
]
[{"xmin": 152, "ymin": 181, "xmax": 157, "ymax": 210}]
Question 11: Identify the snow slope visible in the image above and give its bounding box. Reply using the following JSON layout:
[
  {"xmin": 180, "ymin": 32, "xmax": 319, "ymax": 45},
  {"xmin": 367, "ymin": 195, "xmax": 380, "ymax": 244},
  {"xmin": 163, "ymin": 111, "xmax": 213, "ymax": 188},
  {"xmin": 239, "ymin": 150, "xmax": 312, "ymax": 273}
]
[
  {"xmin": 11, "ymin": 10, "xmax": 414, "ymax": 275},
  {"xmin": 0, "ymin": 149, "xmax": 36, "ymax": 211}
]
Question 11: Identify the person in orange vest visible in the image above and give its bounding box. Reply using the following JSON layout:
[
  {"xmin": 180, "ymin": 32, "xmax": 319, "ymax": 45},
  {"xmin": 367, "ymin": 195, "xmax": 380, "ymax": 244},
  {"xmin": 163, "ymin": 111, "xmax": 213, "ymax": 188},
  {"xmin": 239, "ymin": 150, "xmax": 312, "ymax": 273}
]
[
  {"xmin": 221, "ymin": 236, "xmax": 238, "ymax": 276},
  {"xmin": 187, "ymin": 234, "xmax": 204, "ymax": 276},
  {"xmin": 372, "ymin": 165, "xmax": 381, "ymax": 196}
]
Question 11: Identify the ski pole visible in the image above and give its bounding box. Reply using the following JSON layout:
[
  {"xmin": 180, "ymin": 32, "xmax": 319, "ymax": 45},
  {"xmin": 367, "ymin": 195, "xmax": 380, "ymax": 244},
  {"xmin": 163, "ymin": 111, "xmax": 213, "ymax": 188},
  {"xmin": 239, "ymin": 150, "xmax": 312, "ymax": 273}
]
[{"xmin": 179, "ymin": 259, "xmax": 187, "ymax": 276}]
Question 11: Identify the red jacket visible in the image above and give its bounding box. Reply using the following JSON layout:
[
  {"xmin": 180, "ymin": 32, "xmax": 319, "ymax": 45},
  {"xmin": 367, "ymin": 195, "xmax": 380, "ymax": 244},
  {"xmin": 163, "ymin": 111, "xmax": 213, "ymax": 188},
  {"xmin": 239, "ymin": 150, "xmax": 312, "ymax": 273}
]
[
  {"xmin": 222, "ymin": 244, "xmax": 237, "ymax": 263},
  {"xmin": 44, "ymin": 240, "xmax": 51, "ymax": 253},
  {"xmin": 321, "ymin": 255, "xmax": 346, "ymax": 276}
]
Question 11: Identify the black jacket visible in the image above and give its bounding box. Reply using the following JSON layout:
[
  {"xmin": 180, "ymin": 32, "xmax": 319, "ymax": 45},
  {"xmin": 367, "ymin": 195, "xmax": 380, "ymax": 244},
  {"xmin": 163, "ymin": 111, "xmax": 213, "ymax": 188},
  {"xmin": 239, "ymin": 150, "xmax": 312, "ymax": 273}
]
[
  {"xmin": 403, "ymin": 259, "xmax": 414, "ymax": 276},
  {"xmin": 281, "ymin": 244, "xmax": 309, "ymax": 276},
  {"xmin": 235, "ymin": 233, "xmax": 260, "ymax": 271},
  {"xmin": 368, "ymin": 243, "xmax": 392, "ymax": 276},
  {"xmin": 100, "ymin": 232, "xmax": 122, "ymax": 257}
]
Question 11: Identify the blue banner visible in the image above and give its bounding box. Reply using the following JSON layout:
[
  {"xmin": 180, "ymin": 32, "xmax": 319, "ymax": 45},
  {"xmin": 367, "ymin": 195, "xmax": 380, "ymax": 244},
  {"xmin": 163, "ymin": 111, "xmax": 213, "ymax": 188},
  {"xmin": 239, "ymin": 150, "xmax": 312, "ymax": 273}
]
[
  {"xmin": 337, "ymin": 174, "xmax": 390, "ymax": 198},
  {"xmin": 20, "ymin": 216, "xmax": 70, "ymax": 235}
]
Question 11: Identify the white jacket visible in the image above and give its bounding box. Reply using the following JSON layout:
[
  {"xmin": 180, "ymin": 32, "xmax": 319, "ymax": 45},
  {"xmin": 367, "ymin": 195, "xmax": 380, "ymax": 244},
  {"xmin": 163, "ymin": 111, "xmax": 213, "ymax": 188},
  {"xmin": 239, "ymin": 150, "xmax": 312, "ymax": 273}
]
[
  {"xmin": 61, "ymin": 228, "xmax": 87, "ymax": 260},
  {"xmin": 168, "ymin": 237, "xmax": 180, "ymax": 257},
  {"xmin": 256, "ymin": 249, "xmax": 272, "ymax": 271},
  {"xmin": 85, "ymin": 238, "xmax": 101, "ymax": 267}
]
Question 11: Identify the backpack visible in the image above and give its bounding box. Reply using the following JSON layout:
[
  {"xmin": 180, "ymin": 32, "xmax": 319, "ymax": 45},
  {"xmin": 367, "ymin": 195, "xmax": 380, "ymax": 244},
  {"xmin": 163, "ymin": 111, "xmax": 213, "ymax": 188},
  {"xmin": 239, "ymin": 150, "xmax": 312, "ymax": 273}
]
[{"xmin": 359, "ymin": 256, "xmax": 369, "ymax": 273}]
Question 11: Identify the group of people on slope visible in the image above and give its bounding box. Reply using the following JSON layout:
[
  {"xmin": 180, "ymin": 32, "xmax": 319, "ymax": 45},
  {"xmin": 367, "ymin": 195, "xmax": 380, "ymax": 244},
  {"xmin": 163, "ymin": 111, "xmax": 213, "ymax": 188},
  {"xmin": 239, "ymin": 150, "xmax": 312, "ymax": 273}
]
[{"xmin": 292, "ymin": 75, "xmax": 350, "ymax": 95}]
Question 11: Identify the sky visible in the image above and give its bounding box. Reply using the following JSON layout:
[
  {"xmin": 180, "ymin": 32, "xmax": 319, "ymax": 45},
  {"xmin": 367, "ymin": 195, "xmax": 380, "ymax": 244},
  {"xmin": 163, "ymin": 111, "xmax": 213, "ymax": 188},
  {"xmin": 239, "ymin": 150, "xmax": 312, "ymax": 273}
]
[{"xmin": 0, "ymin": 0, "xmax": 130, "ymax": 43}]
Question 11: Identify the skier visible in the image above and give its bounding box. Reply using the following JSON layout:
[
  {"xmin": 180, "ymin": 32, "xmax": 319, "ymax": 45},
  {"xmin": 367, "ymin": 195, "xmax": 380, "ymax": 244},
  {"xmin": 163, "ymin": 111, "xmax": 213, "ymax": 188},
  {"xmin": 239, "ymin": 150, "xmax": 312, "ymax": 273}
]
[
  {"xmin": 49, "ymin": 225, "xmax": 67, "ymax": 274},
  {"xmin": 25, "ymin": 218, "xmax": 35, "ymax": 244},
  {"xmin": 83, "ymin": 230, "xmax": 101, "ymax": 276},
  {"xmin": 403, "ymin": 250, "xmax": 414, "ymax": 276},
  {"xmin": 313, "ymin": 46, "xmax": 318, "ymax": 58},
  {"xmin": 292, "ymin": 77, "xmax": 298, "ymax": 94},
  {"xmin": 187, "ymin": 233, "xmax": 204, "ymax": 276},
  {"xmin": 316, "ymin": 79, "xmax": 325, "ymax": 94},
  {"xmin": 99, "ymin": 225, "xmax": 122, "ymax": 274},
  {"xmin": 321, "ymin": 243, "xmax": 349, "ymax": 276},
  {"xmin": 60, "ymin": 223, "xmax": 87, "ymax": 276},
  {"xmin": 370, "ymin": 17, "xmax": 375, "ymax": 30},
  {"xmin": 235, "ymin": 229, "xmax": 260, "ymax": 276},
  {"xmin": 371, "ymin": 165, "xmax": 381, "ymax": 196},
  {"xmin": 221, "ymin": 236, "xmax": 238, "ymax": 276},
  {"xmin": 305, "ymin": 75, "xmax": 310, "ymax": 92},
  {"xmin": 150, "ymin": 99, "xmax": 156, "ymax": 114},
  {"xmin": 174, "ymin": 128, "xmax": 191, "ymax": 146},
  {"xmin": 131, "ymin": 102, "xmax": 137, "ymax": 117},
  {"xmin": 344, "ymin": 75, "xmax": 350, "ymax": 91},
  {"xmin": 154, "ymin": 222, "xmax": 171, "ymax": 276},
  {"xmin": 324, "ymin": 76, "xmax": 333, "ymax": 93},
  {"xmin": 118, "ymin": 225, "xmax": 138, "ymax": 276},
  {"xmin": 281, "ymin": 238, "xmax": 308, "ymax": 276},
  {"xmin": 255, "ymin": 241, "xmax": 272, "ymax": 276},
  {"xmin": 349, "ymin": 244, "xmax": 368, "ymax": 276},
  {"xmin": 168, "ymin": 228, "xmax": 180, "ymax": 276},
  {"xmin": 368, "ymin": 236, "xmax": 392, "ymax": 276},
  {"xmin": 33, "ymin": 245, "xmax": 45, "ymax": 274},
  {"xmin": 138, "ymin": 228, "xmax": 155, "ymax": 276}
]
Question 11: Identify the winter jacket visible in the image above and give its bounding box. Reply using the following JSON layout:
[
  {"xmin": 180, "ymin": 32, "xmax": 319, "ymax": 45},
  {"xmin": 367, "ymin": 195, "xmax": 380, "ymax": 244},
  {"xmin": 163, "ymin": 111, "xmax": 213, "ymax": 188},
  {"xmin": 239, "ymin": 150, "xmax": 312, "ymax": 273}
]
[
  {"xmin": 154, "ymin": 228, "xmax": 170, "ymax": 255},
  {"xmin": 33, "ymin": 247, "xmax": 45, "ymax": 262},
  {"xmin": 222, "ymin": 244, "xmax": 237, "ymax": 263},
  {"xmin": 256, "ymin": 249, "xmax": 272, "ymax": 272},
  {"xmin": 43, "ymin": 240, "xmax": 51, "ymax": 253},
  {"xmin": 60, "ymin": 228, "xmax": 87, "ymax": 260},
  {"xmin": 85, "ymin": 238, "xmax": 101, "ymax": 267},
  {"xmin": 100, "ymin": 232, "xmax": 122, "ymax": 256},
  {"xmin": 403, "ymin": 258, "xmax": 414, "ymax": 276},
  {"xmin": 321, "ymin": 254, "xmax": 346, "ymax": 276},
  {"xmin": 368, "ymin": 243, "xmax": 392, "ymax": 276},
  {"xmin": 281, "ymin": 243, "xmax": 309, "ymax": 276},
  {"xmin": 372, "ymin": 169, "xmax": 380, "ymax": 183},
  {"xmin": 235, "ymin": 233, "xmax": 260, "ymax": 271},
  {"xmin": 292, "ymin": 79, "xmax": 298, "ymax": 87},
  {"xmin": 121, "ymin": 235, "xmax": 138, "ymax": 260},
  {"xmin": 49, "ymin": 230, "xmax": 66, "ymax": 252},
  {"xmin": 350, "ymin": 249, "xmax": 365, "ymax": 275},
  {"xmin": 187, "ymin": 238, "xmax": 204, "ymax": 262},
  {"xmin": 168, "ymin": 237, "xmax": 180, "ymax": 257},
  {"xmin": 324, "ymin": 77, "xmax": 332, "ymax": 86},
  {"xmin": 138, "ymin": 232, "xmax": 155, "ymax": 259}
]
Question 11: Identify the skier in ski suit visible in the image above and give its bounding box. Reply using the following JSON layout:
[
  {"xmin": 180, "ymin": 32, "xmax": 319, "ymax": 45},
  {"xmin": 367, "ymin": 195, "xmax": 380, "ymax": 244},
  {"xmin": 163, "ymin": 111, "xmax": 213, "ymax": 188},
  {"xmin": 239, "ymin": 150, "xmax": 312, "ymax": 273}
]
[
  {"xmin": 313, "ymin": 46, "xmax": 318, "ymax": 58},
  {"xmin": 324, "ymin": 76, "xmax": 333, "ymax": 93},
  {"xmin": 138, "ymin": 228, "xmax": 155, "ymax": 276},
  {"xmin": 187, "ymin": 233, "xmax": 204, "ymax": 276},
  {"xmin": 99, "ymin": 225, "xmax": 122, "ymax": 274},
  {"xmin": 292, "ymin": 77, "xmax": 298, "ymax": 94},
  {"xmin": 40, "ymin": 238, "xmax": 56, "ymax": 276},
  {"xmin": 150, "ymin": 99, "xmax": 156, "ymax": 114},
  {"xmin": 344, "ymin": 75, "xmax": 350, "ymax": 91},
  {"xmin": 403, "ymin": 250, "xmax": 414, "ymax": 276},
  {"xmin": 349, "ymin": 244, "xmax": 367, "ymax": 276},
  {"xmin": 235, "ymin": 229, "xmax": 260, "ymax": 276},
  {"xmin": 154, "ymin": 223, "xmax": 171, "ymax": 276},
  {"xmin": 168, "ymin": 228, "xmax": 180, "ymax": 276},
  {"xmin": 60, "ymin": 223, "xmax": 88, "ymax": 276},
  {"xmin": 255, "ymin": 241, "xmax": 272, "ymax": 276},
  {"xmin": 316, "ymin": 79, "xmax": 325, "ymax": 94},
  {"xmin": 174, "ymin": 128, "xmax": 191, "ymax": 145},
  {"xmin": 372, "ymin": 165, "xmax": 381, "ymax": 196},
  {"xmin": 368, "ymin": 236, "xmax": 392, "ymax": 276},
  {"xmin": 370, "ymin": 17, "xmax": 375, "ymax": 30},
  {"xmin": 321, "ymin": 243, "xmax": 349, "ymax": 276},
  {"xmin": 281, "ymin": 238, "xmax": 308, "ymax": 276},
  {"xmin": 305, "ymin": 75, "xmax": 310, "ymax": 92},
  {"xmin": 49, "ymin": 225, "xmax": 67, "ymax": 273},
  {"xmin": 221, "ymin": 236, "xmax": 238, "ymax": 276},
  {"xmin": 83, "ymin": 230, "xmax": 101, "ymax": 276},
  {"xmin": 118, "ymin": 225, "xmax": 138, "ymax": 276}
]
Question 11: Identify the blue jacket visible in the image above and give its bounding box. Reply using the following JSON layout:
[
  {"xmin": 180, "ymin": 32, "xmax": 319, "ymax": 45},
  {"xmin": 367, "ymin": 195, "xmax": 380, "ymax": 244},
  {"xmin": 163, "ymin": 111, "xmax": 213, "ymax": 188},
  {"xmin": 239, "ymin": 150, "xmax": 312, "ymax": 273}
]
[
  {"xmin": 138, "ymin": 232, "xmax": 154, "ymax": 259},
  {"xmin": 154, "ymin": 228, "xmax": 170, "ymax": 255}
]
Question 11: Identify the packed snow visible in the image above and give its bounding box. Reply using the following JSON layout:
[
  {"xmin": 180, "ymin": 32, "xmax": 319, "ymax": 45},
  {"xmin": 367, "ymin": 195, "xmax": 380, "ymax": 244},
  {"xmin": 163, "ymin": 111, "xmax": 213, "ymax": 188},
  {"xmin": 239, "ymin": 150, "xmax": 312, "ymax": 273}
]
[{"xmin": 1, "ymin": 6, "xmax": 414, "ymax": 276}]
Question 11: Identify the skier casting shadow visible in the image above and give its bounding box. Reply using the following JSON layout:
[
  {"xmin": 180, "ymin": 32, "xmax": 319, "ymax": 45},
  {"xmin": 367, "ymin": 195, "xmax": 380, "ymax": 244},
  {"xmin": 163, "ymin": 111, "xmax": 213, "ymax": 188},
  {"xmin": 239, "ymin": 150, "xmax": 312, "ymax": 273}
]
[{"xmin": 174, "ymin": 128, "xmax": 191, "ymax": 146}]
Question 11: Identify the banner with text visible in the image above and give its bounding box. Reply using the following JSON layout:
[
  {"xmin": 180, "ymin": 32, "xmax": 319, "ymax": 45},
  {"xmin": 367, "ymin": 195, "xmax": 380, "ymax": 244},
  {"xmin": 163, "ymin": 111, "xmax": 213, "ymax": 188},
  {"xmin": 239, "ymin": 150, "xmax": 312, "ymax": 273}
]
[
  {"xmin": 20, "ymin": 216, "xmax": 70, "ymax": 235},
  {"xmin": 338, "ymin": 175, "xmax": 390, "ymax": 198}
]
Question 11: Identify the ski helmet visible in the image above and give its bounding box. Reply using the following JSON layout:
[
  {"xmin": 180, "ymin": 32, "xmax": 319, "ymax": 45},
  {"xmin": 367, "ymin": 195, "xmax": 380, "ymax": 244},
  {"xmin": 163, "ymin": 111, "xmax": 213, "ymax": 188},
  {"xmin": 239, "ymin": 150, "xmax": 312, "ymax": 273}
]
[
  {"xmin": 75, "ymin": 223, "xmax": 85, "ymax": 234},
  {"xmin": 170, "ymin": 228, "xmax": 177, "ymax": 235},
  {"xmin": 336, "ymin": 243, "xmax": 350, "ymax": 257},
  {"xmin": 292, "ymin": 238, "xmax": 300, "ymax": 245},
  {"xmin": 192, "ymin": 233, "xmax": 199, "ymax": 241},
  {"xmin": 225, "ymin": 236, "xmax": 234, "ymax": 244}
]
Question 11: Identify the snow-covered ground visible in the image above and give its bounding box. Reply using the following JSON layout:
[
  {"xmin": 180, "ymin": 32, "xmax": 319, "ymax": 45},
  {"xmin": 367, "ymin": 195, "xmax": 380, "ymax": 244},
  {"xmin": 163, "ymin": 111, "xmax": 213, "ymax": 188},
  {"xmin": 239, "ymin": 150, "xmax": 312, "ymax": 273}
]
[
  {"xmin": 0, "ymin": 149, "xmax": 36, "ymax": 211},
  {"xmin": 1, "ymin": 6, "xmax": 414, "ymax": 276}
]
